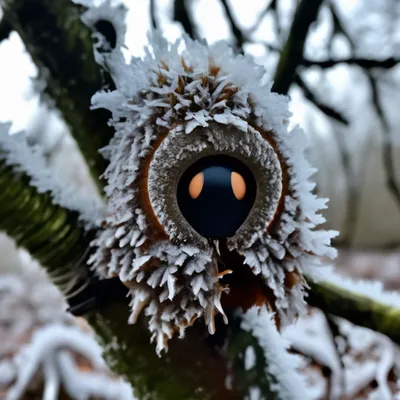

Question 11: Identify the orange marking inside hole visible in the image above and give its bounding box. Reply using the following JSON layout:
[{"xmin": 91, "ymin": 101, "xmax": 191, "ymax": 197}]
[
  {"xmin": 189, "ymin": 172, "xmax": 204, "ymax": 199},
  {"xmin": 231, "ymin": 171, "xmax": 246, "ymax": 200}
]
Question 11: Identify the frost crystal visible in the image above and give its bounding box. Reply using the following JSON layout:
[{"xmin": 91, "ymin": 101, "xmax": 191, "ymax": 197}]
[
  {"xmin": 89, "ymin": 32, "xmax": 337, "ymax": 353},
  {"xmin": 0, "ymin": 122, "xmax": 104, "ymax": 230},
  {"xmin": 0, "ymin": 273, "xmax": 135, "ymax": 400}
]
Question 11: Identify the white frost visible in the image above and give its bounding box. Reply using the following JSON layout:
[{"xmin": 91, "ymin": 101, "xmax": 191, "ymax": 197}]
[
  {"xmin": 306, "ymin": 264, "xmax": 400, "ymax": 309},
  {"xmin": 0, "ymin": 272, "xmax": 136, "ymax": 400},
  {"xmin": 241, "ymin": 307, "xmax": 310, "ymax": 400},
  {"xmin": 0, "ymin": 122, "xmax": 104, "ymax": 230}
]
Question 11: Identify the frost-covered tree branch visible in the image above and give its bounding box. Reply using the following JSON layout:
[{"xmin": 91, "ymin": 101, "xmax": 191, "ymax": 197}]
[
  {"xmin": 0, "ymin": 124, "xmax": 98, "ymax": 287},
  {"xmin": 2, "ymin": 0, "xmax": 115, "ymax": 186},
  {"xmin": 0, "ymin": 273, "xmax": 136, "ymax": 400},
  {"xmin": 306, "ymin": 269, "xmax": 400, "ymax": 345}
]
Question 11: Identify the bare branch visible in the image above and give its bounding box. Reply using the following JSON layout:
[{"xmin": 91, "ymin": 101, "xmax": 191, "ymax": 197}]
[
  {"xmin": 295, "ymin": 74, "xmax": 349, "ymax": 124},
  {"xmin": 367, "ymin": 72, "xmax": 400, "ymax": 211},
  {"xmin": 0, "ymin": 17, "xmax": 12, "ymax": 42},
  {"xmin": 248, "ymin": 0, "xmax": 280, "ymax": 36},
  {"xmin": 219, "ymin": 0, "xmax": 245, "ymax": 52},
  {"xmin": 302, "ymin": 56, "xmax": 400, "ymax": 69},
  {"xmin": 332, "ymin": 128, "xmax": 361, "ymax": 246},
  {"xmin": 272, "ymin": 0, "xmax": 324, "ymax": 94},
  {"xmin": 307, "ymin": 277, "xmax": 400, "ymax": 346},
  {"xmin": 150, "ymin": 0, "xmax": 157, "ymax": 30},
  {"xmin": 173, "ymin": 0, "xmax": 195, "ymax": 39},
  {"xmin": 327, "ymin": 1, "xmax": 356, "ymax": 54}
]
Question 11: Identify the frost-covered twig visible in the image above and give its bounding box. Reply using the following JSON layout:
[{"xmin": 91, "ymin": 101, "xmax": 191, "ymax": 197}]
[
  {"xmin": 0, "ymin": 273, "xmax": 136, "ymax": 400},
  {"xmin": 241, "ymin": 307, "xmax": 311, "ymax": 400},
  {"xmin": 306, "ymin": 266, "xmax": 400, "ymax": 344},
  {"xmin": 286, "ymin": 308, "xmax": 400, "ymax": 399}
]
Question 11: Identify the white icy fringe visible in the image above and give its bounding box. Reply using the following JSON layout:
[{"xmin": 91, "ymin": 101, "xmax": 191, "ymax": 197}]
[
  {"xmin": 0, "ymin": 122, "xmax": 103, "ymax": 229},
  {"xmin": 0, "ymin": 273, "xmax": 136, "ymax": 400},
  {"xmin": 89, "ymin": 31, "xmax": 337, "ymax": 351},
  {"xmin": 241, "ymin": 306, "xmax": 310, "ymax": 400},
  {"xmin": 285, "ymin": 309, "xmax": 400, "ymax": 400},
  {"xmin": 306, "ymin": 264, "xmax": 400, "ymax": 308},
  {"xmin": 81, "ymin": 0, "xmax": 127, "ymax": 65}
]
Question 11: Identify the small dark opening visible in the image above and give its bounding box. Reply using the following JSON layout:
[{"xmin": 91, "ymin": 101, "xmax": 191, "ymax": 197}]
[
  {"xmin": 177, "ymin": 155, "xmax": 257, "ymax": 239},
  {"xmin": 94, "ymin": 20, "xmax": 117, "ymax": 50}
]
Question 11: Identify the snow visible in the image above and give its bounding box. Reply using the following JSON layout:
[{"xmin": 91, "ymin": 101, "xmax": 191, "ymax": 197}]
[
  {"xmin": 306, "ymin": 264, "xmax": 400, "ymax": 309},
  {"xmin": 241, "ymin": 306, "xmax": 311, "ymax": 400},
  {"xmin": 285, "ymin": 308, "xmax": 400, "ymax": 399},
  {"xmin": 0, "ymin": 272, "xmax": 136, "ymax": 400},
  {"xmin": 89, "ymin": 31, "xmax": 337, "ymax": 352},
  {"xmin": 0, "ymin": 122, "xmax": 104, "ymax": 230},
  {"xmin": 244, "ymin": 346, "xmax": 257, "ymax": 371},
  {"xmin": 283, "ymin": 310, "xmax": 342, "ymax": 399},
  {"xmin": 81, "ymin": 0, "xmax": 128, "ymax": 65},
  {"xmin": 7, "ymin": 324, "xmax": 135, "ymax": 400}
]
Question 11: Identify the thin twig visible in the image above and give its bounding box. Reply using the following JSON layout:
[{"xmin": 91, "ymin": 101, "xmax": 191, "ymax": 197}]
[
  {"xmin": 295, "ymin": 74, "xmax": 349, "ymax": 125},
  {"xmin": 272, "ymin": 0, "xmax": 324, "ymax": 94},
  {"xmin": 302, "ymin": 56, "xmax": 400, "ymax": 69},
  {"xmin": 367, "ymin": 72, "xmax": 400, "ymax": 211},
  {"xmin": 219, "ymin": 0, "xmax": 245, "ymax": 52},
  {"xmin": 327, "ymin": 1, "xmax": 356, "ymax": 54},
  {"xmin": 150, "ymin": 0, "xmax": 157, "ymax": 30},
  {"xmin": 332, "ymin": 128, "xmax": 361, "ymax": 247},
  {"xmin": 323, "ymin": 312, "xmax": 346, "ymax": 397},
  {"xmin": 248, "ymin": 0, "xmax": 280, "ymax": 36}
]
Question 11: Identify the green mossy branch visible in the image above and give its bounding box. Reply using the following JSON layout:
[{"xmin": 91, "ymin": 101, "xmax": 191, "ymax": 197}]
[
  {"xmin": 0, "ymin": 160, "xmax": 93, "ymax": 272},
  {"xmin": 2, "ymin": 0, "xmax": 114, "ymax": 187},
  {"xmin": 306, "ymin": 277, "xmax": 400, "ymax": 345}
]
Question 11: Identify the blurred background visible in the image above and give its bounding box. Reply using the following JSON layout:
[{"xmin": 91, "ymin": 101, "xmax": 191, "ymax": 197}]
[{"xmin": 0, "ymin": 0, "xmax": 399, "ymax": 279}]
